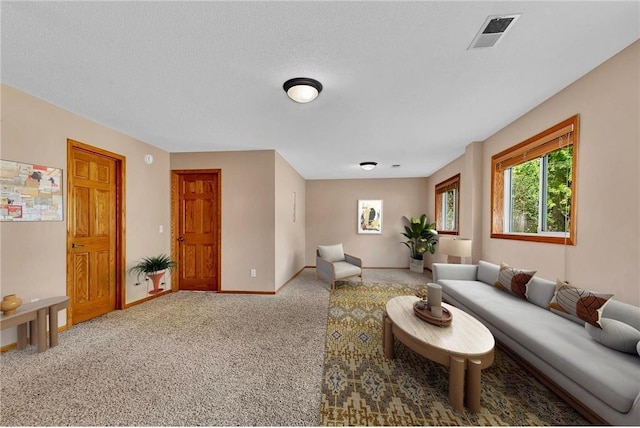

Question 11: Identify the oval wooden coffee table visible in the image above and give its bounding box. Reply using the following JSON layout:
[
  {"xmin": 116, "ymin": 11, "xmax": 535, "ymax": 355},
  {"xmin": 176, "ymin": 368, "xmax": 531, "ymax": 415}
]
[{"xmin": 383, "ymin": 295, "xmax": 494, "ymax": 413}]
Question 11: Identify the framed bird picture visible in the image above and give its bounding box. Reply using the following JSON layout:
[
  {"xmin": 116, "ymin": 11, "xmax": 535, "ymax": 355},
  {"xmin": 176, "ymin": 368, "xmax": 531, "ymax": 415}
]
[{"xmin": 357, "ymin": 199, "xmax": 382, "ymax": 234}]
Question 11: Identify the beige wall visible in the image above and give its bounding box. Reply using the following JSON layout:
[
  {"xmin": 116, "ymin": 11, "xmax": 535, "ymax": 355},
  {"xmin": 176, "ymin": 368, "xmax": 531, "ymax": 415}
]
[
  {"xmin": 306, "ymin": 178, "xmax": 429, "ymax": 268},
  {"xmin": 0, "ymin": 84, "xmax": 172, "ymax": 347},
  {"xmin": 274, "ymin": 152, "xmax": 306, "ymax": 289},
  {"xmin": 170, "ymin": 151, "xmax": 277, "ymax": 292},
  {"xmin": 425, "ymin": 41, "xmax": 639, "ymax": 305},
  {"xmin": 481, "ymin": 41, "xmax": 639, "ymax": 305}
]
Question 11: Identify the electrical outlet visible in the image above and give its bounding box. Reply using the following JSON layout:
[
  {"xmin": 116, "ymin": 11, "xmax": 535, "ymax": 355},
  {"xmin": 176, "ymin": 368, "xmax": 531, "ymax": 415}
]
[{"xmin": 250, "ymin": 269, "xmax": 256, "ymax": 277}]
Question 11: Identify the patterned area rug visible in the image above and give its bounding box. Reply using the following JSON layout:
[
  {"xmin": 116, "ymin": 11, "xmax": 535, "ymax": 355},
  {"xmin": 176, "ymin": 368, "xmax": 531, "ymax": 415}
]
[{"xmin": 320, "ymin": 281, "xmax": 590, "ymax": 426}]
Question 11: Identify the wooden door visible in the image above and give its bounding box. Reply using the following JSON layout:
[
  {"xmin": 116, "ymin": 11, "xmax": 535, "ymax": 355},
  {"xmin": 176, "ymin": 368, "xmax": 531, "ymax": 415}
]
[
  {"xmin": 172, "ymin": 170, "xmax": 221, "ymax": 291},
  {"xmin": 67, "ymin": 140, "xmax": 124, "ymax": 324}
]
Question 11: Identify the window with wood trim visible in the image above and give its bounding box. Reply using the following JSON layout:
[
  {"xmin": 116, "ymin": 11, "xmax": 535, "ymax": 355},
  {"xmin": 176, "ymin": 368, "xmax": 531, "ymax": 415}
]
[
  {"xmin": 491, "ymin": 115, "xmax": 579, "ymax": 244},
  {"xmin": 435, "ymin": 174, "xmax": 460, "ymax": 234}
]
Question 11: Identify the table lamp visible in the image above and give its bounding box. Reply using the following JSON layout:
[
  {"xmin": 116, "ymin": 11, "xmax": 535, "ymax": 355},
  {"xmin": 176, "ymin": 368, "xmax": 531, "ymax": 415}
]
[{"xmin": 439, "ymin": 238, "xmax": 472, "ymax": 264}]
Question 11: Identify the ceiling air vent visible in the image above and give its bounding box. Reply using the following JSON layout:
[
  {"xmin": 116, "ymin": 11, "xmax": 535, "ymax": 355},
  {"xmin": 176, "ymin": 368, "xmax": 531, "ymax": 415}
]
[{"xmin": 468, "ymin": 14, "xmax": 521, "ymax": 49}]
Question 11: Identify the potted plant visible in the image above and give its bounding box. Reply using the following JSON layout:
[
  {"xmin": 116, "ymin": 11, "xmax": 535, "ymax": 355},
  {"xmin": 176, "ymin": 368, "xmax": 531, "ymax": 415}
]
[
  {"xmin": 127, "ymin": 254, "xmax": 177, "ymax": 295},
  {"xmin": 401, "ymin": 214, "xmax": 438, "ymax": 273}
]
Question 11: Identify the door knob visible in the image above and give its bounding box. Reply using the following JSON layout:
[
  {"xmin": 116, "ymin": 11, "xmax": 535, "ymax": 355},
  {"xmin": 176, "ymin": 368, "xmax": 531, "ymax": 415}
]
[
  {"xmin": 72, "ymin": 243, "xmax": 84, "ymax": 248},
  {"xmin": 177, "ymin": 237, "xmax": 185, "ymax": 242}
]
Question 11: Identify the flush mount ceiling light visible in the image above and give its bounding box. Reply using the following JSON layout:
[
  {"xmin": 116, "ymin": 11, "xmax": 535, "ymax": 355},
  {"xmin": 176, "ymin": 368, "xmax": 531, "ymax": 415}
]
[
  {"xmin": 360, "ymin": 162, "xmax": 377, "ymax": 171},
  {"xmin": 283, "ymin": 77, "xmax": 323, "ymax": 103}
]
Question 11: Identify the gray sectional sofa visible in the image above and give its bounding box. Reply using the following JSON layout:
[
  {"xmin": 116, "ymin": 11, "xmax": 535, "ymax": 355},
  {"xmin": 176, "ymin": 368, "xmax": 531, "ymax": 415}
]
[{"xmin": 433, "ymin": 260, "xmax": 640, "ymax": 426}]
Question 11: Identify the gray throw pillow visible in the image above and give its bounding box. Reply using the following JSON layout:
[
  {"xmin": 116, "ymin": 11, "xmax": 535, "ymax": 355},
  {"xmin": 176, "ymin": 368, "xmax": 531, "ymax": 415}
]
[
  {"xmin": 585, "ymin": 318, "xmax": 640, "ymax": 354},
  {"xmin": 526, "ymin": 276, "xmax": 557, "ymax": 309},
  {"xmin": 602, "ymin": 300, "xmax": 640, "ymax": 331},
  {"xmin": 477, "ymin": 260, "xmax": 499, "ymax": 285}
]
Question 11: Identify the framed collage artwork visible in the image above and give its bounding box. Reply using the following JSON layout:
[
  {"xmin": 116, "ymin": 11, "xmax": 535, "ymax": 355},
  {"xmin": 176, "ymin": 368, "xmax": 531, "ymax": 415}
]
[{"xmin": 0, "ymin": 160, "xmax": 63, "ymax": 221}]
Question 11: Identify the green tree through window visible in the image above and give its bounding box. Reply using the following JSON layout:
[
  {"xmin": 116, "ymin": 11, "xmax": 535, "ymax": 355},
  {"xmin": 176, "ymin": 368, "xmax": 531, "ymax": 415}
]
[
  {"xmin": 435, "ymin": 174, "xmax": 460, "ymax": 234},
  {"xmin": 510, "ymin": 158, "xmax": 540, "ymax": 233},
  {"xmin": 491, "ymin": 115, "xmax": 578, "ymax": 245},
  {"xmin": 506, "ymin": 147, "xmax": 572, "ymax": 234},
  {"xmin": 545, "ymin": 147, "xmax": 572, "ymax": 232},
  {"xmin": 445, "ymin": 188, "xmax": 456, "ymax": 230}
]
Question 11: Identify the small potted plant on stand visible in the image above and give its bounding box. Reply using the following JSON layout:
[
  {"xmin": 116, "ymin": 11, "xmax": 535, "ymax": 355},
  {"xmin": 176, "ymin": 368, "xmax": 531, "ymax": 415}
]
[
  {"xmin": 127, "ymin": 254, "xmax": 177, "ymax": 295},
  {"xmin": 401, "ymin": 214, "xmax": 438, "ymax": 273}
]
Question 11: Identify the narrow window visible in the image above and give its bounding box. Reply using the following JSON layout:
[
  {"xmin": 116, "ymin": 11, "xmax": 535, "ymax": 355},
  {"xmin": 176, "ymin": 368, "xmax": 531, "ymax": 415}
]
[
  {"xmin": 491, "ymin": 115, "xmax": 579, "ymax": 244},
  {"xmin": 435, "ymin": 174, "xmax": 460, "ymax": 235}
]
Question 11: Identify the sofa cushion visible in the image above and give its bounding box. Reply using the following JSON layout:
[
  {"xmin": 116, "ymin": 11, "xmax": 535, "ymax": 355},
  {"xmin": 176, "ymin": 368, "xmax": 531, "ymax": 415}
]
[
  {"xmin": 585, "ymin": 318, "xmax": 640, "ymax": 354},
  {"xmin": 550, "ymin": 280, "xmax": 613, "ymax": 328},
  {"xmin": 525, "ymin": 276, "xmax": 557, "ymax": 309},
  {"xmin": 332, "ymin": 261, "xmax": 361, "ymax": 279},
  {"xmin": 438, "ymin": 279, "xmax": 640, "ymax": 414},
  {"xmin": 494, "ymin": 262, "xmax": 536, "ymax": 299},
  {"xmin": 477, "ymin": 260, "xmax": 499, "ymax": 285},
  {"xmin": 318, "ymin": 244, "xmax": 345, "ymax": 262}
]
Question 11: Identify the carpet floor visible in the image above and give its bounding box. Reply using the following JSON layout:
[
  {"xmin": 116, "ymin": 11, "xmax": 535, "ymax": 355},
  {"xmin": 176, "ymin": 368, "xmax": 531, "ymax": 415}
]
[
  {"xmin": 319, "ymin": 279, "xmax": 590, "ymax": 426},
  {"xmin": 1, "ymin": 268, "xmax": 591, "ymax": 426},
  {"xmin": 1, "ymin": 269, "xmax": 332, "ymax": 426}
]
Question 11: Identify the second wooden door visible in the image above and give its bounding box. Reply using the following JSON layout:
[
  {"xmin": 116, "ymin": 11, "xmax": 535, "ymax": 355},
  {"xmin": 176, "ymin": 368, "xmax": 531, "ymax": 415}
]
[{"xmin": 172, "ymin": 170, "xmax": 221, "ymax": 291}]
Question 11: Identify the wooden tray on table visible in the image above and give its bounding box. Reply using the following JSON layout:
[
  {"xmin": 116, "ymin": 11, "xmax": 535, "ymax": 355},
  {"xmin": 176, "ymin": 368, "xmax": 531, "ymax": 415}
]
[{"xmin": 413, "ymin": 301, "xmax": 452, "ymax": 327}]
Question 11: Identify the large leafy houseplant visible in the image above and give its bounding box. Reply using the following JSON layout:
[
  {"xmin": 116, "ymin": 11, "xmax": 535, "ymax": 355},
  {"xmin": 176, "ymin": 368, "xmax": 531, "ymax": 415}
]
[
  {"xmin": 127, "ymin": 254, "xmax": 177, "ymax": 294},
  {"xmin": 401, "ymin": 214, "xmax": 438, "ymax": 261}
]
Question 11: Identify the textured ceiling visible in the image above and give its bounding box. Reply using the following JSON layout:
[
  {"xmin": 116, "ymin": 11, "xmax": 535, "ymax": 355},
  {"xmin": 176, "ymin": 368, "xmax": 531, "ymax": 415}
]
[{"xmin": 2, "ymin": 1, "xmax": 639, "ymax": 179}]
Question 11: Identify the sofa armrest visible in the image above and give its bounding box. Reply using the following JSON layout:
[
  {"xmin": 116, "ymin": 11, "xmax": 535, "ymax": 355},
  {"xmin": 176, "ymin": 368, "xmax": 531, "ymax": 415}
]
[
  {"xmin": 344, "ymin": 253, "xmax": 362, "ymax": 268},
  {"xmin": 432, "ymin": 263, "xmax": 478, "ymax": 282},
  {"xmin": 316, "ymin": 256, "xmax": 335, "ymax": 281}
]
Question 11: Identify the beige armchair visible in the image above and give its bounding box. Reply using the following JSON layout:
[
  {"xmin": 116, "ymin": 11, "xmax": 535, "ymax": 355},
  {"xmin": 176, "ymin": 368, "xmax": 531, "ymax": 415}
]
[{"xmin": 316, "ymin": 243, "xmax": 363, "ymax": 290}]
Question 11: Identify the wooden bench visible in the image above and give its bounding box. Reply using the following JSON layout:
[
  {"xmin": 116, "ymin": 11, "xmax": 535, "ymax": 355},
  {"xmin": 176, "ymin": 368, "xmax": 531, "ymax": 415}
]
[{"xmin": 0, "ymin": 296, "xmax": 70, "ymax": 352}]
